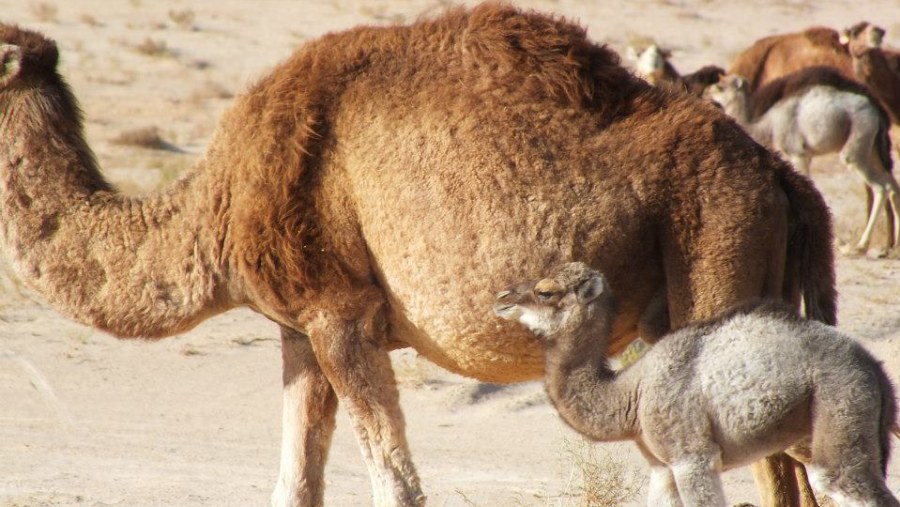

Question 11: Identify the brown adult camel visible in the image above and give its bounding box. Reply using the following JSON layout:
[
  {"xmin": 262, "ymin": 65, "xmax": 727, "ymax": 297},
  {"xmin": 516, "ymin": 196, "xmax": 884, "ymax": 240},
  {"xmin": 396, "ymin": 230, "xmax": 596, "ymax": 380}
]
[
  {"xmin": 0, "ymin": 6, "xmax": 836, "ymax": 507},
  {"xmin": 730, "ymin": 27, "xmax": 854, "ymax": 92}
]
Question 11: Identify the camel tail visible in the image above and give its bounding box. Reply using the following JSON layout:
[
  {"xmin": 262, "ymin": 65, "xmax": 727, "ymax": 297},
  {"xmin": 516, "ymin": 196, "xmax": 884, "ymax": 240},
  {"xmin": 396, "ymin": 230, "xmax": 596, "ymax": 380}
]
[
  {"xmin": 876, "ymin": 115, "xmax": 894, "ymax": 174},
  {"xmin": 780, "ymin": 167, "xmax": 837, "ymax": 325},
  {"xmin": 873, "ymin": 361, "xmax": 898, "ymax": 475}
]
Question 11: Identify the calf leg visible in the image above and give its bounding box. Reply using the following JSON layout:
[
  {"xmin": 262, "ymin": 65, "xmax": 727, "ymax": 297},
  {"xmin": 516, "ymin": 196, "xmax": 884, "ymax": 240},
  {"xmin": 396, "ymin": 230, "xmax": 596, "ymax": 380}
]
[
  {"xmin": 272, "ymin": 326, "xmax": 338, "ymax": 507},
  {"xmin": 648, "ymin": 465, "xmax": 684, "ymax": 507},
  {"xmin": 671, "ymin": 456, "xmax": 727, "ymax": 507}
]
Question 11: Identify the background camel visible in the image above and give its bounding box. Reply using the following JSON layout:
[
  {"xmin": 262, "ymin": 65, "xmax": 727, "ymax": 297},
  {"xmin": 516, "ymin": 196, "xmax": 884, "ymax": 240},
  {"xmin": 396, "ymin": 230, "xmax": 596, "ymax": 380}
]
[
  {"xmin": 0, "ymin": 5, "xmax": 838, "ymax": 507},
  {"xmin": 705, "ymin": 68, "xmax": 900, "ymax": 255},
  {"xmin": 729, "ymin": 27, "xmax": 854, "ymax": 92},
  {"xmin": 493, "ymin": 262, "xmax": 899, "ymax": 507},
  {"xmin": 729, "ymin": 23, "xmax": 900, "ymax": 125},
  {"xmin": 633, "ymin": 44, "xmax": 725, "ymax": 96}
]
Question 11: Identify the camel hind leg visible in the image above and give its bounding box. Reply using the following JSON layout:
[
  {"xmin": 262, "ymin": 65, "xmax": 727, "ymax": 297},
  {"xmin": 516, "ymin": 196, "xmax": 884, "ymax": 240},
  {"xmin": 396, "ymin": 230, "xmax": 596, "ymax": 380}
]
[
  {"xmin": 839, "ymin": 114, "xmax": 900, "ymax": 254},
  {"xmin": 305, "ymin": 294, "xmax": 425, "ymax": 507},
  {"xmin": 804, "ymin": 368, "xmax": 900, "ymax": 507}
]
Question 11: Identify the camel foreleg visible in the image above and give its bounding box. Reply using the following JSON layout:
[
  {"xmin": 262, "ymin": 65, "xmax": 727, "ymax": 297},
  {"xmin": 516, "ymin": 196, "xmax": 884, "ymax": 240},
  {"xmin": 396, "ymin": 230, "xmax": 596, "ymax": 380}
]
[{"xmin": 272, "ymin": 326, "xmax": 339, "ymax": 507}]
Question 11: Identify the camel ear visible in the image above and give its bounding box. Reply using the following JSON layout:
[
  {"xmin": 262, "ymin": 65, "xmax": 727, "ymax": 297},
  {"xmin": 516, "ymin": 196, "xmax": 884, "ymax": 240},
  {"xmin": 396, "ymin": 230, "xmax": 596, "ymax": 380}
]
[
  {"xmin": 575, "ymin": 275, "xmax": 606, "ymax": 304},
  {"xmin": 839, "ymin": 29, "xmax": 851, "ymax": 45},
  {"xmin": 871, "ymin": 26, "xmax": 885, "ymax": 46},
  {"xmin": 0, "ymin": 44, "xmax": 23, "ymax": 87}
]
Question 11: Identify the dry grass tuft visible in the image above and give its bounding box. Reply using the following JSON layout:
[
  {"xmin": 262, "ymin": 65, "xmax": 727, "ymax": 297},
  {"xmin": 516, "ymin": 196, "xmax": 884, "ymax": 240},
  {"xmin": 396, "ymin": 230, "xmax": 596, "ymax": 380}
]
[
  {"xmin": 111, "ymin": 126, "xmax": 173, "ymax": 151},
  {"xmin": 133, "ymin": 37, "xmax": 170, "ymax": 57},
  {"xmin": 29, "ymin": 1, "xmax": 58, "ymax": 23},
  {"xmin": 180, "ymin": 344, "xmax": 204, "ymax": 356},
  {"xmin": 561, "ymin": 438, "xmax": 645, "ymax": 507},
  {"xmin": 79, "ymin": 13, "xmax": 100, "ymax": 27},
  {"xmin": 168, "ymin": 9, "xmax": 196, "ymax": 30},
  {"xmin": 191, "ymin": 80, "xmax": 234, "ymax": 101}
]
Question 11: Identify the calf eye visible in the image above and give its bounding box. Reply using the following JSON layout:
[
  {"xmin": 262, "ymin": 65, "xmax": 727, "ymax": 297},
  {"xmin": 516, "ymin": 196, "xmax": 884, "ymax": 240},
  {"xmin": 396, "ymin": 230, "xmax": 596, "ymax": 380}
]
[{"xmin": 536, "ymin": 291, "xmax": 555, "ymax": 301}]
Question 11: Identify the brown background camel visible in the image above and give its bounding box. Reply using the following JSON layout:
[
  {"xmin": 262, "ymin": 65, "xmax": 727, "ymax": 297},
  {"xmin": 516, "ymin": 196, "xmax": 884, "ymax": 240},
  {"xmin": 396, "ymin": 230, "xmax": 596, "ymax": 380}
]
[
  {"xmin": 2, "ymin": 1, "xmax": 900, "ymax": 507},
  {"xmin": 728, "ymin": 23, "xmax": 900, "ymax": 124},
  {"xmin": 0, "ymin": 4, "xmax": 835, "ymax": 507}
]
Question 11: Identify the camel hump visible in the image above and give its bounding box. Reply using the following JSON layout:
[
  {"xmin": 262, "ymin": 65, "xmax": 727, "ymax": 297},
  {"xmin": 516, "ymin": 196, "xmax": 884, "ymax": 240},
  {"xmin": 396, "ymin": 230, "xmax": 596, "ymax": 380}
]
[
  {"xmin": 459, "ymin": 3, "xmax": 633, "ymax": 110},
  {"xmin": 801, "ymin": 27, "xmax": 843, "ymax": 50},
  {"xmin": 0, "ymin": 24, "xmax": 59, "ymax": 84}
]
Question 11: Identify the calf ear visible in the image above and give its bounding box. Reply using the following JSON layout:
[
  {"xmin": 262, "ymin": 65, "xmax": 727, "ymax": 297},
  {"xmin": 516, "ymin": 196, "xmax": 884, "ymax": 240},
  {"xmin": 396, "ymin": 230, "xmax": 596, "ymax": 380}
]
[
  {"xmin": 0, "ymin": 44, "xmax": 23, "ymax": 87},
  {"xmin": 575, "ymin": 275, "xmax": 606, "ymax": 304}
]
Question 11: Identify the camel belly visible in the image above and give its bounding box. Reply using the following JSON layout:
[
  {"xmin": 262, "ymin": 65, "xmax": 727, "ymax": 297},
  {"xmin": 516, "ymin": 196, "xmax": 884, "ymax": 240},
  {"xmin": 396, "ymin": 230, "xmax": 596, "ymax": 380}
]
[{"xmin": 385, "ymin": 301, "xmax": 643, "ymax": 383}]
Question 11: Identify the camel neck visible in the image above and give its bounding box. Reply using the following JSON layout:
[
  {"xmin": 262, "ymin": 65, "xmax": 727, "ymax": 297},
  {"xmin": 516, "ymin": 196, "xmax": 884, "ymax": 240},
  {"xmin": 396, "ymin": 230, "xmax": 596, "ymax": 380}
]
[
  {"xmin": 724, "ymin": 94, "xmax": 771, "ymax": 147},
  {"xmin": 0, "ymin": 86, "xmax": 235, "ymax": 338},
  {"xmin": 543, "ymin": 307, "xmax": 640, "ymax": 441}
]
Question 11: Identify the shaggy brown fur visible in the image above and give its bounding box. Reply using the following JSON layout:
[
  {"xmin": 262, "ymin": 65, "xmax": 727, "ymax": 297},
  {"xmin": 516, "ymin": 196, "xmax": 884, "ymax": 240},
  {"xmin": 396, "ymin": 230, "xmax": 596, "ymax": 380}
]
[{"xmin": 0, "ymin": 5, "xmax": 836, "ymax": 507}]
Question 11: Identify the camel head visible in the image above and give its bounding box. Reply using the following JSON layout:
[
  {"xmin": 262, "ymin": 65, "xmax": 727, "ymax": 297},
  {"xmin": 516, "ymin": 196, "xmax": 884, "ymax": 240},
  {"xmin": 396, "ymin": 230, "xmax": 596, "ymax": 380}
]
[
  {"xmin": 634, "ymin": 44, "xmax": 671, "ymax": 84},
  {"xmin": 493, "ymin": 262, "xmax": 611, "ymax": 340},
  {"xmin": 842, "ymin": 22, "xmax": 885, "ymax": 53},
  {"xmin": 0, "ymin": 24, "xmax": 60, "ymax": 89},
  {"xmin": 704, "ymin": 74, "xmax": 749, "ymax": 115}
]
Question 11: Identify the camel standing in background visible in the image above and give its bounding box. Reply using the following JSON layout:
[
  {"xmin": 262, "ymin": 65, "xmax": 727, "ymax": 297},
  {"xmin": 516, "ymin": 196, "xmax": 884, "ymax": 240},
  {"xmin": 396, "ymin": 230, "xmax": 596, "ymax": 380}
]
[
  {"xmin": 706, "ymin": 68, "xmax": 900, "ymax": 254},
  {"xmin": 633, "ymin": 44, "xmax": 725, "ymax": 96},
  {"xmin": 0, "ymin": 5, "xmax": 836, "ymax": 507},
  {"xmin": 493, "ymin": 262, "xmax": 899, "ymax": 507},
  {"xmin": 729, "ymin": 23, "xmax": 900, "ymax": 123},
  {"xmin": 849, "ymin": 24, "xmax": 900, "ymax": 124},
  {"xmin": 729, "ymin": 27, "xmax": 853, "ymax": 92}
]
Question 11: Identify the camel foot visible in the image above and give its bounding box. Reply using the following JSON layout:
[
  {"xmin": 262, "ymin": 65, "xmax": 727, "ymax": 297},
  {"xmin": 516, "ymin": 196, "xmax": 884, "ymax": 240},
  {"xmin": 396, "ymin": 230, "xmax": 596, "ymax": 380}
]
[
  {"xmin": 838, "ymin": 242, "xmax": 868, "ymax": 257},
  {"xmin": 866, "ymin": 247, "xmax": 889, "ymax": 259}
]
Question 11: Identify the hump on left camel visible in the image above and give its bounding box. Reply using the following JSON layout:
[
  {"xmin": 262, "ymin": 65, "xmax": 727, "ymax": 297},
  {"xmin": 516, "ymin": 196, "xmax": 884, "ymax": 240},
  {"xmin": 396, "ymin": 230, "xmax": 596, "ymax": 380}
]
[{"xmin": 494, "ymin": 262, "xmax": 899, "ymax": 507}]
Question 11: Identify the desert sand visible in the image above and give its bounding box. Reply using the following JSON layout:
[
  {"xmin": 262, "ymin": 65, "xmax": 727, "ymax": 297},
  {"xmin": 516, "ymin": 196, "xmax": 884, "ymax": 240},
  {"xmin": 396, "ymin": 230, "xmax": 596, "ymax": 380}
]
[{"xmin": 1, "ymin": 1, "xmax": 899, "ymax": 506}]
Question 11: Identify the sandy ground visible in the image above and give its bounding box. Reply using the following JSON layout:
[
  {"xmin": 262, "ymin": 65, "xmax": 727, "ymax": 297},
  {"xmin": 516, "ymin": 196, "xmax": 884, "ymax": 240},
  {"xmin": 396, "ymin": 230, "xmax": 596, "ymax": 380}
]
[{"xmin": 1, "ymin": 0, "xmax": 900, "ymax": 506}]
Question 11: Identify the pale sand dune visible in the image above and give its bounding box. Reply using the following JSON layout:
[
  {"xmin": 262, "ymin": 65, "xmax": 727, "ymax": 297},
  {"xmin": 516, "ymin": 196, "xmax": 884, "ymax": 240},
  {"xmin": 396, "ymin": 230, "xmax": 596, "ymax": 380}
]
[{"xmin": 1, "ymin": 1, "xmax": 899, "ymax": 506}]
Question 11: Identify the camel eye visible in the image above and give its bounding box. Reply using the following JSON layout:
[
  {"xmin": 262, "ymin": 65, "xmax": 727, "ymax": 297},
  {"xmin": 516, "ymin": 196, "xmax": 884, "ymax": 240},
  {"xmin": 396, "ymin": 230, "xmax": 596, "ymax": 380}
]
[{"xmin": 536, "ymin": 291, "xmax": 555, "ymax": 302}]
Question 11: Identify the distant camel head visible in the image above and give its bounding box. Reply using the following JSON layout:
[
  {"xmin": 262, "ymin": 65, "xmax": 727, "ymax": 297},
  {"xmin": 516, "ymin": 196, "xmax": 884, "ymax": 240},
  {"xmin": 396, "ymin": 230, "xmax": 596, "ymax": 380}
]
[
  {"xmin": 0, "ymin": 24, "xmax": 60, "ymax": 89},
  {"xmin": 842, "ymin": 21, "xmax": 885, "ymax": 52},
  {"xmin": 704, "ymin": 73, "xmax": 749, "ymax": 113},
  {"xmin": 634, "ymin": 44, "xmax": 672, "ymax": 84},
  {"xmin": 493, "ymin": 262, "xmax": 611, "ymax": 339}
]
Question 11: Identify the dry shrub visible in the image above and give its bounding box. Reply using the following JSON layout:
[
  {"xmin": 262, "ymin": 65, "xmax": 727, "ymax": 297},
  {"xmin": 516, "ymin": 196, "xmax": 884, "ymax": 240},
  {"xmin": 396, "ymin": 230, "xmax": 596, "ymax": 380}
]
[
  {"xmin": 134, "ymin": 37, "xmax": 170, "ymax": 57},
  {"xmin": 29, "ymin": 1, "xmax": 58, "ymax": 23},
  {"xmin": 79, "ymin": 13, "xmax": 100, "ymax": 27},
  {"xmin": 168, "ymin": 8, "xmax": 196, "ymax": 30},
  {"xmin": 561, "ymin": 438, "xmax": 645, "ymax": 507},
  {"xmin": 191, "ymin": 80, "xmax": 234, "ymax": 102},
  {"xmin": 111, "ymin": 126, "xmax": 169, "ymax": 150}
]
